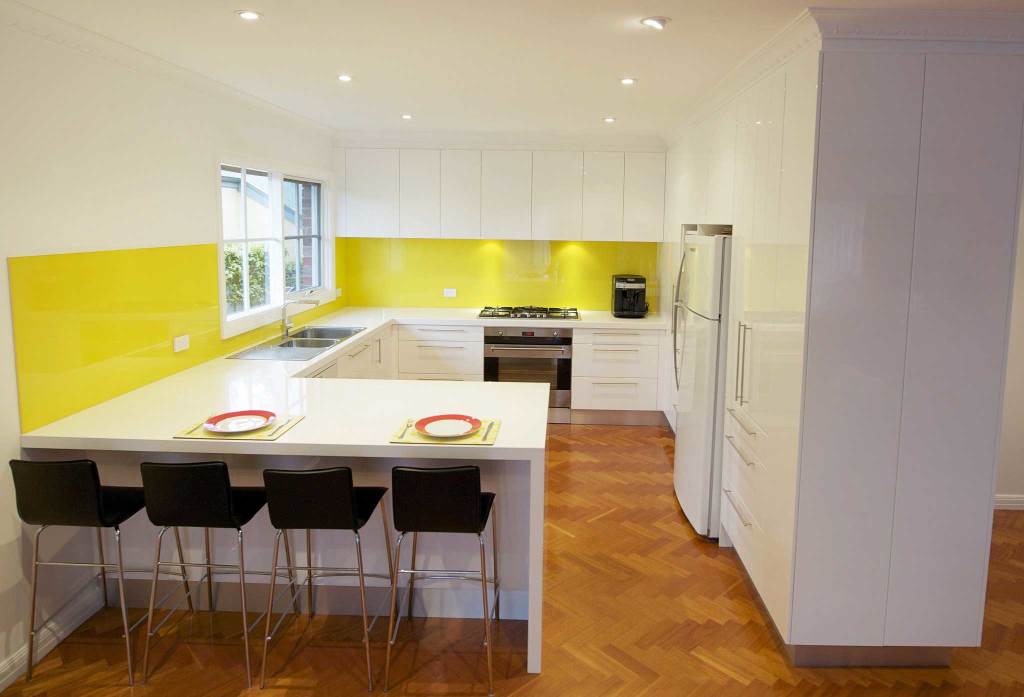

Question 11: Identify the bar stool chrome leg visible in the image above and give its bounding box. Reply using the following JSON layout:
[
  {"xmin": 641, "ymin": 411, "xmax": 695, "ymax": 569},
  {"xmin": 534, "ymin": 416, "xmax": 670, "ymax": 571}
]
[
  {"xmin": 492, "ymin": 503, "xmax": 500, "ymax": 621},
  {"xmin": 381, "ymin": 499, "xmax": 395, "ymax": 585},
  {"xmin": 203, "ymin": 528, "xmax": 214, "ymax": 611},
  {"xmin": 407, "ymin": 532, "xmax": 418, "ymax": 619},
  {"xmin": 259, "ymin": 529, "xmax": 283, "ymax": 689},
  {"xmin": 306, "ymin": 529, "xmax": 314, "ymax": 617},
  {"xmin": 281, "ymin": 531, "xmax": 301, "ymax": 615},
  {"xmin": 113, "ymin": 527, "xmax": 134, "ymax": 685},
  {"xmin": 173, "ymin": 527, "xmax": 194, "ymax": 613},
  {"xmin": 96, "ymin": 528, "xmax": 109, "ymax": 608},
  {"xmin": 353, "ymin": 531, "xmax": 374, "ymax": 691},
  {"xmin": 141, "ymin": 526, "xmax": 169, "ymax": 683},
  {"xmin": 25, "ymin": 525, "xmax": 45, "ymax": 681},
  {"xmin": 479, "ymin": 535, "xmax": 495, "ymax": 697},
  {"xmin": 237, "ymin": 528, "xmax": 252, "ymax": 688},
  {"xmin": 383, "ymin": 532, "xmax": 405, "ymax": 693}
]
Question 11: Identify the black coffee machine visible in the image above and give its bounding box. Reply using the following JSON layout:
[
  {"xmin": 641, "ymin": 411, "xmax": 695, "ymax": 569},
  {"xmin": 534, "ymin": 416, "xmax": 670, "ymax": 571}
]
[{"xmin": 612, "ymin": 275, "xmax": 649, "ymax": 318}]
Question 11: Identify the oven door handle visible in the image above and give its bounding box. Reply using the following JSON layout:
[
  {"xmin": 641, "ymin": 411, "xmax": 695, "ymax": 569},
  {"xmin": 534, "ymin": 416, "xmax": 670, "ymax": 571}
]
[{"xmin": 486, "ymin": 345, "xmax": 571, "ymax": 358}]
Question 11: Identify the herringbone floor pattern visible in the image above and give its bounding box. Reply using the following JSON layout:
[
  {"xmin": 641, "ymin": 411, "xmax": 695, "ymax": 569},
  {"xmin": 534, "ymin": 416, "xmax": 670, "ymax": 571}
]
[{"xmin": 5, "ymin": 424, "xmax": 1024, "ymax": 695}]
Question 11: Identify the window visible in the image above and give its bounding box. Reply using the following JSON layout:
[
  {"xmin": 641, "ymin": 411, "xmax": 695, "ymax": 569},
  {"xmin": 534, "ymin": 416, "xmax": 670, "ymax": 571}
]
[{"xmin": 220, "ymin": 166, "xmax": 324, "ymax": 322}]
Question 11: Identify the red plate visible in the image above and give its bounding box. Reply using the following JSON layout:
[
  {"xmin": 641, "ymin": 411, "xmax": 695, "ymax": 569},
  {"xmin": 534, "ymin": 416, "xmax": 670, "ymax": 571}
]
[
  {"xmin": 204, "ymin": 409, "xmax": 276, "ymax": 434},
  {"xmin": 414, "ymin": 414, "xmax": 482, "ymax": 439}
]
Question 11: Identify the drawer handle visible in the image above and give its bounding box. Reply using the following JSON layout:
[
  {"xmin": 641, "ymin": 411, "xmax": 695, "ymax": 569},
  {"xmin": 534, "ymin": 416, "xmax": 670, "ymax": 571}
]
[
  {"xmin": 417, "ymin": 345, "xmax": 466, "ymax": 350},
  {"xmin": 726, "ymin": 407, "xmax": 757, "ymax": 437},
  {"xmin": 723, "ymin": 489, "xmax": 753, "ymax": 527},
  {"xmin": 594, "ymin": 332, "xmax": 640, "ymax": 337},
  {"xmin": 416, "ymin": 328, "xmax": 467, "ymax": 332},
  {"xmin": 724, "ymin": 435, "xmax": 757, "ymax": 468},
  {"xmin": 593, "ymin": 348, "xmax": 641, "ymax": 353},
  {"xmin": 593, "ymin": 381, "xmax": 638, "ymax": 386},
  {"xmin": 348, "ymin": 344, "xmax": 371, "ymax": 358}
]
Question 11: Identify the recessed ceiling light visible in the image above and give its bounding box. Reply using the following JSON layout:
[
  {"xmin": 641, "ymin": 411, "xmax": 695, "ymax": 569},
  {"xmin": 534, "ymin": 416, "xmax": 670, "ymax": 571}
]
[
  {"xmin": 604, "ymin": 117, "xmax": 616, "ymax": 124},
  {"xmin": 640, "ymin": 16, "xmax": 670, "ymax": 30},
  {"xmin": 402, "ymin": 114, "xmax": 413, "ymax": 120},
  {"xmin": 236, "ymin": 10, "xmax": 262, "ymax": 21},
  {"xmin": 620, "ymin": 77, "xmax": 637, "ymax": 86},
  {"xmin": 338, "ymin": 74, "xmax": 353, "ymax": 82}
]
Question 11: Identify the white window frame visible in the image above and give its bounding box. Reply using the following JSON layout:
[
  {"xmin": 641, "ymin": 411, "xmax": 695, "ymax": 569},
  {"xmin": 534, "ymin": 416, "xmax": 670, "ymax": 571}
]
[{"xmin": 218, "ymin": 158, "xmax": 337, "ymax": 339}]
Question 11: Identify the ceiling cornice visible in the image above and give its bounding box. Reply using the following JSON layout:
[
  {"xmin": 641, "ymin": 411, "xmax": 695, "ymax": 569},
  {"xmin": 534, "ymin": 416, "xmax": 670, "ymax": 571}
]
[{"xmin": 809, "ymin": 7, "xmax": 1024, "ymax": 44}]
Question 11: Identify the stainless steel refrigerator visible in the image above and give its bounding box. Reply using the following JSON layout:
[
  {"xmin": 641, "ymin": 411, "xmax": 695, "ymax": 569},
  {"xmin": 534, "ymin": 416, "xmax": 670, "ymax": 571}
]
[{"xmin": 672, "ymin": 231, "xmax": 731, "ymax": 538}]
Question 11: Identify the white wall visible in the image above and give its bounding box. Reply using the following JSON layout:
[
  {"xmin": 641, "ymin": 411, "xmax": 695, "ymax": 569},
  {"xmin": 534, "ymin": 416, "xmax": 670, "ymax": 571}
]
[
  {"xmin": 0, "ymin": 2, "xmax": 333, "ymax": 682},
  {"xmin": 997, "ymin": 206, "xmax": 1024, "ymax": 506}
]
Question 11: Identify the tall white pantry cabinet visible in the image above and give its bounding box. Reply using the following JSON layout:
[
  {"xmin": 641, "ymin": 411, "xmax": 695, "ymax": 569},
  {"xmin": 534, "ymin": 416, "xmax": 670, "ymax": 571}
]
[{"xmin": 669, "ymin": 9, "xmax": 1024, "ymax": 663}]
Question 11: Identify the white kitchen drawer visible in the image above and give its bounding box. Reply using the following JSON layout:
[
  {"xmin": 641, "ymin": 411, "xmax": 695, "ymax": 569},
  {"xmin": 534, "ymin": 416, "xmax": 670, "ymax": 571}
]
[
  {"xmin": 398, "ymin": 373, "xmax": 483, "ymax": 382},
  {"xmin": 398, "ymin": 325, "xmax": 484, "ymax": 342},
  {"xmin": 398, "ymin": 340, "xmax": 484, "ymax": 375},
  {"xmin": 573, "ymin": 328, "xmax": 661, "ymax": 346},
  {"xmin": 571, "ymin": 377, "xmax": 657, "ymax": 411},
  {"xmin": 573, "ymin": 343, "xmax": 658, "ymax": 378},
  {"xmin": 720, "ymin": 481, "xmax": 766, "ymax": 593}
]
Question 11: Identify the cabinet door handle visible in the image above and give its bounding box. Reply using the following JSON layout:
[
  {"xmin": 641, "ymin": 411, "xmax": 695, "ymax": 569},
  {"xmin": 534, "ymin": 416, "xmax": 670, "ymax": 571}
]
[
  {"xmin": 740, "ymin": 324, "xmax": 752, "ymax": 406},
  {"xmin": 376, "ymin": 338, "xmax": 382, "ymax": 363},
  {"xmin": 417, "ymin": 344, "xmax": 466, "ymax": 350},
  {"xmin": 417, "ymin": 328, "xmax": 467, "ymax": 333},
  {"xmin": 724, "ymin": 435, "xmax": 757, "ymax": 468},
  {"xmin": 734, "ymin": 321, "xmax": 744, "ymax": 403},
  {"xmin": 723, "ymin": 489, "xmax": 753, "ymax": 527},
  {"xmin": 726, "ymin": 408, "xmax": 757, "ymax": 437}
]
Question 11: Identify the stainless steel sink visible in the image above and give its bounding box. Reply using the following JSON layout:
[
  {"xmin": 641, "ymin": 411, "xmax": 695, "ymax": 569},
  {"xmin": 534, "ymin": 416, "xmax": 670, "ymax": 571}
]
[
  {"xmin": 227, "ymin": 326, "xmax": 366, "ymax": 361},
  {"xmin": 289, "ymin": 326, "xmax": 365, "ymax": 340},
  {"xmin": 277, "ymin": 338, "xmax": 337, "ymax": 349}
]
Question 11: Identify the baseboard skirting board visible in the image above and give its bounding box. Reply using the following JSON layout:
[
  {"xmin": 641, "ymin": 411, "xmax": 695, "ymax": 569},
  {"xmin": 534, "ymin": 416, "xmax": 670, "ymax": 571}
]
[
  {"xmin": 0, "ymin": 577, "xmax": 105, "ymax": 691},
  {"xmin": 116, "ymin": 578, "xmax": 527, "ymax": 622},
  {"xmin": 994, "ymin": 494, "xmax": 1024, "ymax": 510}
]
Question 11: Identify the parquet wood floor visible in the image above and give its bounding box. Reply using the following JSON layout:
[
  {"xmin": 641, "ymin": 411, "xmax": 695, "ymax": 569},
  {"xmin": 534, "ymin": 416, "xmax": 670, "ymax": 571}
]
[{"xmin": 5, "ymin": 424, "xmax": 1024, "ymax": 696}]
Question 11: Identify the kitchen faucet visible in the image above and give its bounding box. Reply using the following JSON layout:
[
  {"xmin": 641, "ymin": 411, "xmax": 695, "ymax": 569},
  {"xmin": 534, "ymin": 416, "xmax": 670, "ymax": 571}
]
[{"xmin": 281, "ymin": 294, "xmax": 320, "ymax": 337}]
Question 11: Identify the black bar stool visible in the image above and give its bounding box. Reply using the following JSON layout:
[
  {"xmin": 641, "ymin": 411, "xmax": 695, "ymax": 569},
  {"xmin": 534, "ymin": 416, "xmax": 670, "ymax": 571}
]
[
  {"xmin": 258, "ymin": 467, "xmax": 394, "ymax": 690},
  {"xmin": 138, "ymin": 461, "xmax": 297, "ymax": 687},
  {"xmin": 384, "ymin": 465, "xmax": 499, "ymax": 696},
  {"xmin": 9, "ymin": 459, "xmax": 147, "ymax": 685}
]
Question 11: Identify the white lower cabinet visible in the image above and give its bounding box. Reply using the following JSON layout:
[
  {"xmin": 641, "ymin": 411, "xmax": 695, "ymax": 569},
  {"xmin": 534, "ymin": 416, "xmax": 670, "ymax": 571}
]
[
  {"xmin": 398, "ymin": 373, "xmax": 482, "ymax": 381},
  {"xmin": 397, "ymin": 325, "xmax": 484, "ymax": 378},
  {"xmin": 336, "ymin": 340, "xmax": 374, "ymax": 378},
  {"xmin": 571, "ymin": 377, "xmax": 657, "ymax": 411}
]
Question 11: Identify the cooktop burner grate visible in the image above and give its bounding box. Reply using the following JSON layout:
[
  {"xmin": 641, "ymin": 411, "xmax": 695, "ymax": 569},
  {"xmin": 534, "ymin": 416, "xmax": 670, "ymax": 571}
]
[{"xmin": 479, "ymin": 306, "xmax": 580, "ymax": 320}]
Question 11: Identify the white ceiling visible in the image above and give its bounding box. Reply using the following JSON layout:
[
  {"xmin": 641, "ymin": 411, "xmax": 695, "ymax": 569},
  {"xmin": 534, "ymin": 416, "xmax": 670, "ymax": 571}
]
[{"xmin": 16, "ymin": 0, "xmax": 1024, "ymax": 143}]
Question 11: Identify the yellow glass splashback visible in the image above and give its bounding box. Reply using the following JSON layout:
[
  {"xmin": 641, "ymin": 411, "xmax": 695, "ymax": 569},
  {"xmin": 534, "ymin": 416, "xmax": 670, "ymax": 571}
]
[
  {"xmin": 337, "ymin": 238, "xmax": 658, "ymax": 310},
  {"xmin": 9, "ymin": 244, "xmax": 343, "ymax": 432}
]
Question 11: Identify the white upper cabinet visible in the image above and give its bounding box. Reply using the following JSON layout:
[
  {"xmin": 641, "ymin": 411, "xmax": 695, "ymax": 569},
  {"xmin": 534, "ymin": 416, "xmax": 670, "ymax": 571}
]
[
  {"xmin": 440, "ymin": 150, "xmax": 482, "ymax": 238},
  {"xmin": 345, "ymin": 149, "xmax": 399, "ymax": 237},
  {"xmin": 342, "ymin": 147, "xmax": 666, "ymax": 241},
  {"xmin": 623, "ymin": 152, "xmax": 666, "ymax": 241},
  {"xmin": 706, "ymin": 105, "xmax": 737, "ymax": 224},
  {"xmin": 399, "ymin": 150, "xmax": 441, "ymax": 238},
  {"xmin": 532, "ymin": 151, "xmax": 583, "ymax": 240},
  {"xmin": 481, "ymin": 150, "xmax": 532, "ymax": 240},
  {"xmin": 583, "ymin": 152, "xmax": 625, "ymax": 241}
]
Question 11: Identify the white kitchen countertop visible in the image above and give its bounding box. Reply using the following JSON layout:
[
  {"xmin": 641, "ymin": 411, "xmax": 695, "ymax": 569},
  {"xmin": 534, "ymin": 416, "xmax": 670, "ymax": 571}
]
[{"xmin": 20, "ymin": 305, "xmax": 665, "ymax": 454}]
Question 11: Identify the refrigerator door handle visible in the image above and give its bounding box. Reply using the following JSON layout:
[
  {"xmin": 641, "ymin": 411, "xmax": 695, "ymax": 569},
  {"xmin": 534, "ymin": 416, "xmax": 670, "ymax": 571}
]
[{"xmin": 734, "ymin": 321, "xmax": 744, "ymax": 403}]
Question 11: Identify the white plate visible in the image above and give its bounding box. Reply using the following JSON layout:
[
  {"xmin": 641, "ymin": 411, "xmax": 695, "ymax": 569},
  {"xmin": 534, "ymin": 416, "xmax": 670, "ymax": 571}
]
[{"xmin": 204, "ymin": 410, "xmax": 275, "ymax": 434}]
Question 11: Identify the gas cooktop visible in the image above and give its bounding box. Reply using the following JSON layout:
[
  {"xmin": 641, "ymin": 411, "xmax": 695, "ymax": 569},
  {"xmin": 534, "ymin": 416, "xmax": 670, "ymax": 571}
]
[{"xmin": 479, "ymin": 306, "xmax": 580, "ymax": 320}]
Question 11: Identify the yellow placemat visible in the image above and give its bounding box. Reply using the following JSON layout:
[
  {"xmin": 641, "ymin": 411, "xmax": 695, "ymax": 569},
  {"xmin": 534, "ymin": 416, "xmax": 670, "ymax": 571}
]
[
  {"xmin": 390, "ymin": 418, "xmax": 501, "ymax": 446},
  {"xmin": 174, "ymin": 415, "xmax": 304, "ymax": 441}
]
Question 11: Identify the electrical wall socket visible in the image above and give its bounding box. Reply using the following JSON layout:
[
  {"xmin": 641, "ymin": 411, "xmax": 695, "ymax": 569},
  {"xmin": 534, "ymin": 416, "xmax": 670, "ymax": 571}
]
[
  {"xmin": 173, "ymin": 335, "xmax": 190, "ymax": 352},
  {"xmin": 443, "ymin": 288, "xmax": 457, "ymax": 298}
]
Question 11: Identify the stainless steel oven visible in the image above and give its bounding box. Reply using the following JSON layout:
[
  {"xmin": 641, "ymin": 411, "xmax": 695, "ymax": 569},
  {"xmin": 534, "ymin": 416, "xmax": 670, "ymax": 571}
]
[{"xmin": 483, "ymin": 327, "xmax": 572, "ymax": 423}]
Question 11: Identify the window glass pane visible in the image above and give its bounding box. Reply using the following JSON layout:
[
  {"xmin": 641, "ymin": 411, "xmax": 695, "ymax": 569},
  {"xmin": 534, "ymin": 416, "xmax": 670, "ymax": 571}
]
[
  {"xmin": 282, "ymin": 179, "xmax": 299, "ymax": 237},
  {"xmin": 284, "ymin": 237, "xmax": 298, "ymax": 293},
  {"xmin": 245, "ymin": 170, "xmax": 272, "ymax": 239},
  {"xmin": 285, "ymin": 237, "xmax": 321, "ymax": 293},
  {"xmin": 300, "ymin": 181, "xmax": 321, "ymax": 236},
  {"xmin": 220, "ymin": 166, "xmax": 242, "ymax": 241},
  {"xmin": 224, "ymin": 242, "xmax": 246, "ymax": 315},
  {"xmin": 247, "ymin": 241, "xmax": 272, "ymax": 310}
]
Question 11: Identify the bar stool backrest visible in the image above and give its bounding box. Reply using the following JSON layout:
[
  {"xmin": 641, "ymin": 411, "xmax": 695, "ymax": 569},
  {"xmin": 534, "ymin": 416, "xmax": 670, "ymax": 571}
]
[
  {"xmin": 263, "ymin": 467, "xmax": 359, "ymax": 530},
  {"xmin": 140, "ymin": 461, "xmax": 235, "ymax": 528},
  {"xmin": 392, "ymin": 465, "xmax": 482, "ymax": 533},
  {"xmin": 9, "ymin": 459, "xmax": 104, "ymax": 527}
]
